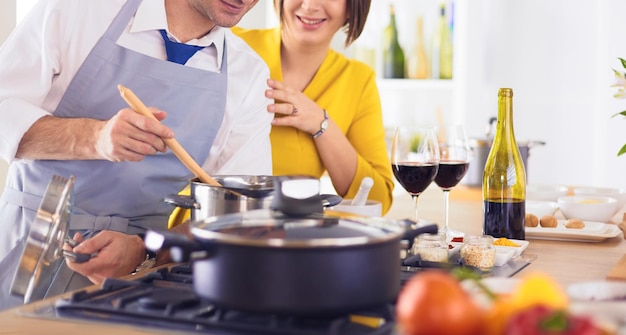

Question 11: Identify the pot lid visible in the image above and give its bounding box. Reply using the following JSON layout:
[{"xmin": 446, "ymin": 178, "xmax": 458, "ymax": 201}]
[
  {"xmin": 10, "ymin": 175, "xmax": 74, "ymax": 303},
  {"xmin": 190, "ymin": 209, "xmax": 405, "ymax": 248}
]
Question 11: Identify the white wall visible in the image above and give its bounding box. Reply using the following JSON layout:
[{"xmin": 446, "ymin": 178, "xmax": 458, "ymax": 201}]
[{"xmin": 463, "ymin": 0, "xmax": 626, "ymax": 188}]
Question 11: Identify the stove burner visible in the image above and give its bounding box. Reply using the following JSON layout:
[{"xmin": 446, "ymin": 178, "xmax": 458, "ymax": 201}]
[
  {"xmin": 137, "ymin": 289, "xmax": 200, "ymax": 310},
  {"xmin": 54, "ymin": 265, "xmax": 395, "ymax": 335}
]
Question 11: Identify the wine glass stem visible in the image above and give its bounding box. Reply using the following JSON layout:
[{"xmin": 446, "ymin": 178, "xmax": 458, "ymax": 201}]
[
  {"xmin": 443, "ymin": 189, "xmax": 450, "ymax": 231},
  {"xmin": 412, "ymin": 195, "xmax": 420, "ymax": 222}
]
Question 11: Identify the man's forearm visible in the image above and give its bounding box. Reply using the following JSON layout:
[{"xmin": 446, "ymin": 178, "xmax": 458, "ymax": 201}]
[{"xmin": 16, "ymin": 115, "xmax": 102, "ymax": 160}]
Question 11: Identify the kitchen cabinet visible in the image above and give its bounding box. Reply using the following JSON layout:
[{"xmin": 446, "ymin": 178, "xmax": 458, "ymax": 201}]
[{"xmin": 347, "ymin": 0, "xmax": 467, "ymax": 128}]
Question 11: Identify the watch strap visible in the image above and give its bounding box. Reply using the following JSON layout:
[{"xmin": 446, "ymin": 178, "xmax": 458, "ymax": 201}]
[{"xmin": 312, "ymin": 109, "xmax": 329, "ymax": 139}]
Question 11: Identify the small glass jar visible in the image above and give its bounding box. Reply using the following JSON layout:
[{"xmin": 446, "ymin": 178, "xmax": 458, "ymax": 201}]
[
  {"xmin": 461, "ymin": 235, "xmax": 496, "ymax": 271},
  {"xmin": 412, "ymin": 233, "xmax": 448, "ymax": 262}
]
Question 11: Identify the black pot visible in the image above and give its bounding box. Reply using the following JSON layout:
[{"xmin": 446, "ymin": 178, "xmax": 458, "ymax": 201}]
[{"xmin": 145, "ymin": 210, "xmax": 437, "ymax": 316}]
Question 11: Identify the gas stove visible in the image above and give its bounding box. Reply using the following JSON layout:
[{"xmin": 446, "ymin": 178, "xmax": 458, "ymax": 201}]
[
  {"xmin": 16, "ymin": 253, "xmax": 532, "ymax": 334},
  {"xmin": 48, "ymin": 264, "xmax": 397, "ymax": 335}
]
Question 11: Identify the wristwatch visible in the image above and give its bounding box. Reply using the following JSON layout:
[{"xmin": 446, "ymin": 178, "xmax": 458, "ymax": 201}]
[
  {"xmin": 133, "ymin": 250, "xmax": 157, "ymax": 274},
  {"xmin": 312, "ymin": 109, "xmax": 329, "ymax": 139}
]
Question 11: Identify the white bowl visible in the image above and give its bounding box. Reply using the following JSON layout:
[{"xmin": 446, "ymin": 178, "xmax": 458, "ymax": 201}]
[
  {"xmin": 573, "ymin": 186, "xmax": 626, "ymax": 213},
  {"xmin": 557, "ymin": 195, "xmax": 618, "ymax": 223},
  {"xmin": 568, "ymin": 281, "xmax": 626, "ymax": 301},
  {"xmin": 527, "ymin": 184, "xmax": 569, "ymax": 201},
  {"xmin": 526, "ymin": 200, "xmax": 559, "ymax": 217}
]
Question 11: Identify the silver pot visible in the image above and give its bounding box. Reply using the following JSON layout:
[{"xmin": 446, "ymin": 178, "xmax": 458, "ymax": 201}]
[
  {"xmin": 164, "ymin": 175, "xmax": 342, "ymax": 221},
  {"xmin": 462, "ymin": 138, "xmax": 545, "ymax": 186},
  {"xmin": 165, "ymin": 175, "xmax": 274, "ymax": 221}
]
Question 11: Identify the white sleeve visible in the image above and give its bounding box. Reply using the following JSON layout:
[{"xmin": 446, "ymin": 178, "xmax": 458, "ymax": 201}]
[
  {"xmin": 202, "ymin": 34, "xmax": 273, "ymax": 176},
  {"xmin": 0, "ymin": 1, "xmax": 63, "ymax": 162}
]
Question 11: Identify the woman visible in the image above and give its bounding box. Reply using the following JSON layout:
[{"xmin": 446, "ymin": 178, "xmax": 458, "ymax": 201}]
[
  {"xmin": 240, "ymin": 0, "xmax": 392, "ymax": 207},
  {"xmin": 169, "ymin": 0, "xmax": 392, "ymax": 227}
]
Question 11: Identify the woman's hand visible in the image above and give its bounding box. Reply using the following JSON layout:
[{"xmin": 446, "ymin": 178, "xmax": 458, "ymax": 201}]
[{"xmin": 264, "ymin": 79, "xmax": 326, "ymax": 136}]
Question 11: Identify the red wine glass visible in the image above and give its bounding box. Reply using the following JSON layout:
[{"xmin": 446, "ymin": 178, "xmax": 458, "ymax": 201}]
[
  {"xmin": 391, "ymin": 126, "xmax": 440, "ymax": 224},
  {"xmin": 435, "ymin": 124, "xmax": 471, "ymax": 239}
]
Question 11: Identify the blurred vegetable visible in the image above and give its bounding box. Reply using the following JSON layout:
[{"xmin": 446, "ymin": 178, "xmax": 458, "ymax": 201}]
[
  {"xmin": 505, "ymin": 305, "xmax": 600, "ymax": 335},
  {"xmin": 409, "ymin": 134, "xmax": 423, "ymax": 152},
  {"xmin": 478, "ymin": 272, "xmax": 570, "ymax": 335},
  {"xmin": 396, "ymin": 270, "xmax": 484, "ymax": 335},
  {"xmin": 509, "ymin": 273, "xmax": 569, "ymax": 311}
]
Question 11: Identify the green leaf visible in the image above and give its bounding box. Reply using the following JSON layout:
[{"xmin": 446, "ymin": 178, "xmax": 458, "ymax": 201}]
[
  {"xmin": 540, "ymin": 310, "xmax": 569, "ymax": 331},
  {"xmin": 620, "ymin": 57, "xmax": 626, "ymax": 69},
  {"xmin": 409, "ymin": 135, "xmax": 423, "ymax": 153},
  {"xmin": 618, "ymin": 144, "xmax": 626, "ymax": 157},
  {"xmin": 612, "ymin": 111, "xmax": 626, "ymax": 118},
  {"xmin": 451, "ymin": 267, "xmax": 498, "ymax": 300}
]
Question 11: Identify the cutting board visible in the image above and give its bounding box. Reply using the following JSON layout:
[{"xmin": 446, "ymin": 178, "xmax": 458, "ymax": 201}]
[
  {"xmin": 606, "ymin": 214, "xmax": 626, "ymax": 280},
  {"xmin": 607, "ymin": 254, "xmax": 626, "ymax": 280}
]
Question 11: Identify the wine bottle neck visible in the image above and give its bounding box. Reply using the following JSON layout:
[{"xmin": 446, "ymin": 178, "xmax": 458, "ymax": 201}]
[
  {"xmin": 496, "ymin": 95, "xmax": 516, "ymax": 140},
  {"xmin": 389, "ymin": 16, "xmax": 399, "ymax": 43}
]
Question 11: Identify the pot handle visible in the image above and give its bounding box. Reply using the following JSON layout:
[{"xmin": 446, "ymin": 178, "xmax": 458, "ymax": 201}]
[
  {"xmin": 401, "ymin": 221, "xmax": 439, "ymax": 249},
  {"xmin": 527, "ymin": 140, "xmax": 546, "ymax": 149},
  {"xmin": 163, "ymin": 194, "xmax": 200, "ymax": 209},
  {"xmin": 144, "ymin": 230, "xmax": 209, "ymax": 262},
  {"xmin": 320, "ymin": 194, "xmax": 342, "ymax": 207}
]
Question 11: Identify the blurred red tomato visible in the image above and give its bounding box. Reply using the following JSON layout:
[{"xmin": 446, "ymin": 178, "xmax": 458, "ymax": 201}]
[
  {"xmin": 505, "ymin": 305, "xmax": 600, "ymax": 335},
  {"xmin": 395, "ymin": 270, "xmax": 484, "ymax": 335}
]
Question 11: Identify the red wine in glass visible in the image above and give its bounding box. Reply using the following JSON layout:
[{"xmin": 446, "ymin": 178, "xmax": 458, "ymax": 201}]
[
  {"xmin": 434, "ymin": 160, "xmax": 470, "ymax": 190},
  {"xmin": 391, "ymin": 126, "xmax": 440, "ymax": 224},
  {"xmin": 392, "ymin": 162, "xmax": 439, "ymax": 195},
  {"xmin": 436, "ymin": 125, "xmax": 471, "ymax": 239}
]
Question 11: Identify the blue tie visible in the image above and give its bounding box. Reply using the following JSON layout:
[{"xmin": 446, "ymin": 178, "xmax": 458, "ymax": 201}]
[{"xmin": 159, "ymin": 29, "xmax": 205, "ymax": 65}]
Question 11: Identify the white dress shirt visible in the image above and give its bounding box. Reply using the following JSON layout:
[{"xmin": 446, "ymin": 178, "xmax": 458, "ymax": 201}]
[{"xmin": 0, "ymin": 0, "xmax": 272, "ymax": 175}]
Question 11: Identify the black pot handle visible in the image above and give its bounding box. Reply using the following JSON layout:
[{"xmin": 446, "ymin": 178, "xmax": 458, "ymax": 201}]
[
  {"xmin": 144, "ymin": 230, "xmax": 209, "ymax": 262},
  {"xmin": 163, "ymin": 194, "xmax": 200, "ymax": 209},
  {"xmin": 320, "ymin": 194, "xmax": 342, "ymax": 207},
  {"xmin": 401, "ymin": 221, "xmax": 439, "ymax": 249}
]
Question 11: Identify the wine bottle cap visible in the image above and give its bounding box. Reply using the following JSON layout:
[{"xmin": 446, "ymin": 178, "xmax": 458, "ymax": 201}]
[{"xmin": 498, "ymin": 88, "xmax": 513, "ymax": 97}]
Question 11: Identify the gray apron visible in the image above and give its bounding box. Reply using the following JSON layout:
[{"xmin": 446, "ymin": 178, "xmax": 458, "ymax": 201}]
[{"xmin": 0, "ymin": 0, "xmax": 228, "ymax": 309}]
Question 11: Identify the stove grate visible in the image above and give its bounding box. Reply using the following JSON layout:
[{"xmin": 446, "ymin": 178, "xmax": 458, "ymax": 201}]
[{"xmin": 55, "ymin": 266, "xmax": 395, "ymax": 335}]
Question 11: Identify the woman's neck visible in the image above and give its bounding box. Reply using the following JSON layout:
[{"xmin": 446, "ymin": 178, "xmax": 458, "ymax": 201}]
[{"xmin": 280, "ymin": 33, "xmax": 330, "ymax": 92}]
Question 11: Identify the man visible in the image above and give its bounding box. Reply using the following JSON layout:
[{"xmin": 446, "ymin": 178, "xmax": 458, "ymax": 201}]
[{"xmin": 0, "ymin": 0, "xmax": 271, "ymax": 310}]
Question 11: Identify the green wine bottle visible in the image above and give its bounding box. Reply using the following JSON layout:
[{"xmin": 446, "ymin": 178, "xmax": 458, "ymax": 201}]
[
  {"xmin": 482, "ymin": 88, "xmax": 527, "ymax": 240},
  {"xmin": 439, "ymin": 4, "xmax": 453, "ymax": 79},
  {"xmin": 383, "ymin": 4, "xmax": 405, "ymax": 79},
  {"xmin": 432, "ymin": 4, "xmax": 453, "ymax": 79}
]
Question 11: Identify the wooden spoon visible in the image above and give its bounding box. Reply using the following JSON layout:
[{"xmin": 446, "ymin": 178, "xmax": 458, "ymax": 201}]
[{"xmin": 117, "ymin": 84, "xmax": 221, "ymax": 187}]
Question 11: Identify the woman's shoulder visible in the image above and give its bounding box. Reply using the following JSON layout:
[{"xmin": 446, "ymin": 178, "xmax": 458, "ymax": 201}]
[
  {"xmin": 231, "ymin": 27, "xmax": 278, "ymax": 43},
  {"xmin": 328, "ymin": 50, "xmax": 375, "ymax": 76}
]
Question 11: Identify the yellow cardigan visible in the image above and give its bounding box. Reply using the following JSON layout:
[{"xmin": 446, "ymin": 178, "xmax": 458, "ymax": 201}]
[{"xmin": 168, "ymin": 27, "xmax": 394, "ymax": 227}]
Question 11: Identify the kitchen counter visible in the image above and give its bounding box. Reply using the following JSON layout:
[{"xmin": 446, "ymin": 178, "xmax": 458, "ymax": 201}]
[
  {"xmin": 386, "ymin": 185, "xmax": 626, "ymax": 288},
  {"xmin": 1, "ymin": 184, "xmax": 624, "ymax": 334}
]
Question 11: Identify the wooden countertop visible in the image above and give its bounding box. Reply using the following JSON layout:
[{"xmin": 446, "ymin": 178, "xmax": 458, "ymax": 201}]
[{"xmin": 1, "ymin": 184, "xmax": 624, "ymax": 334}]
